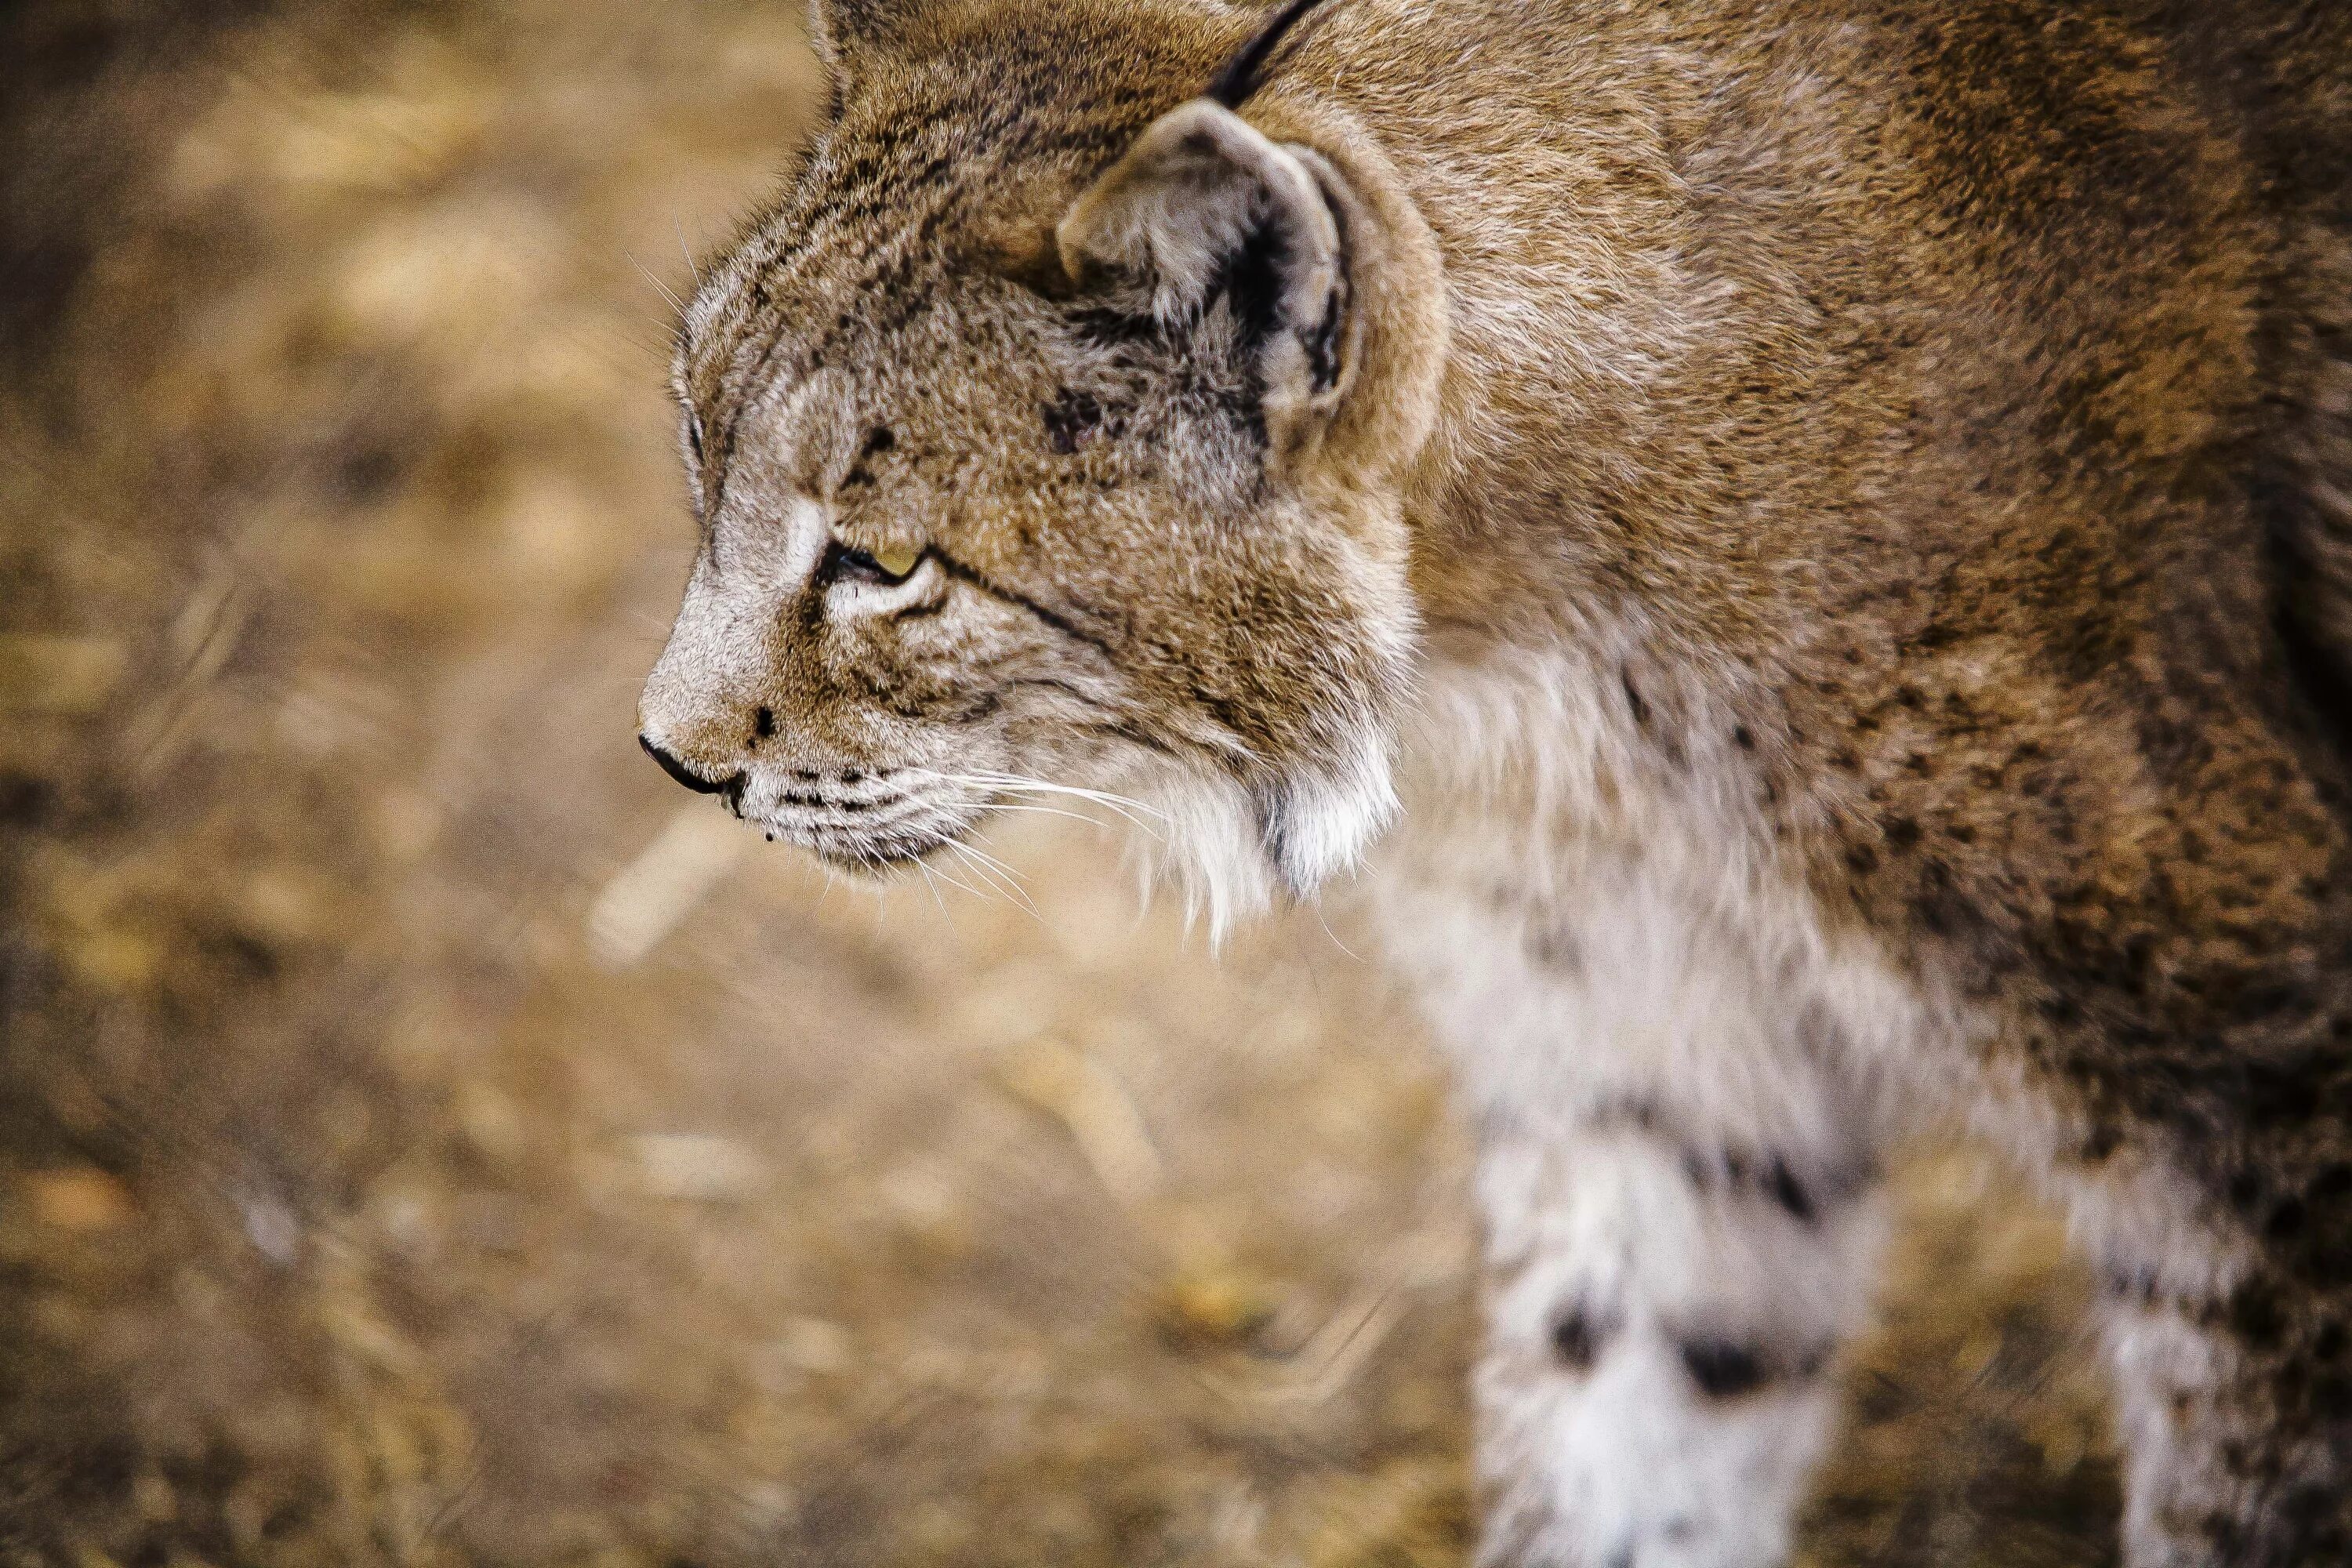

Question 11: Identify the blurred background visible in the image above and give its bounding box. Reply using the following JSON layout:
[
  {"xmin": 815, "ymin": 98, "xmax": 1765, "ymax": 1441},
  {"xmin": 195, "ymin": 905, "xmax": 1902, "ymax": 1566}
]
[{"xmin": 1, "ymin": 3, "xmax": 2123, "ymax": 1564}]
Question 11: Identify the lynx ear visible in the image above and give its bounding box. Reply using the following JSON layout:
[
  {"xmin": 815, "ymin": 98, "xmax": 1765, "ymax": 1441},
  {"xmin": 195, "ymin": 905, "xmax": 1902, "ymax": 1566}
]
[{"xmin": 1058, "ymin": 100, "xmax": 1354, "ymax": 435}]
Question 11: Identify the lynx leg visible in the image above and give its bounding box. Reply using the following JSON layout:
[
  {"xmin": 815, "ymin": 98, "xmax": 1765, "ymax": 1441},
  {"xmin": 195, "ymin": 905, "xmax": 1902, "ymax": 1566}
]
[
  {"xmin": 1469, "ymin": 1086, "xmax": 1886, "ymax": 1568},
  {"xmin": 2079, "ymin": 1151, "xmax": 2352, "ymax": 1568},
  {"xmin": 1377, "ymin": 828, "xmax": 1898, "ymax": 1567}
]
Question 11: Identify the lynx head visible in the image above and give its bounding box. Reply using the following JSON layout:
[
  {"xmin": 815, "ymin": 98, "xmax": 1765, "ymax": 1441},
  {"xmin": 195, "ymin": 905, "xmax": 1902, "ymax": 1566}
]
[{"xmin": 637, "ymin": 0, "xmax": 1446, "ymax": 927}]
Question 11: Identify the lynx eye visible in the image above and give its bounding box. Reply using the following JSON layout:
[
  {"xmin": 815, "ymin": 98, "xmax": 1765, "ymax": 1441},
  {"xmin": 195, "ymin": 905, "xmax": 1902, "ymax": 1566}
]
[{"xmin": 827, "ymin": 537, "xmax": 924, "ymax": 585}]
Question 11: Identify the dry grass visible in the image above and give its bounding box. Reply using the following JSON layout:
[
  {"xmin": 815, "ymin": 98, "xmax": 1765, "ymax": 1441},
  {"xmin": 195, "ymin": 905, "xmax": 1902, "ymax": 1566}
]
[{"xmin": 2, "ymin": 5, "xmax": 2114, "ymax": 1563}]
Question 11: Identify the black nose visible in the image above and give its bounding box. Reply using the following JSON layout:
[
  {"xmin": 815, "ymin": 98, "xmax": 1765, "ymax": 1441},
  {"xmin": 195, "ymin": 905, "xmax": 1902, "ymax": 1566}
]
[{"xmin": 639, "ymin": 735, "xmax": 740, "ymax": 797}]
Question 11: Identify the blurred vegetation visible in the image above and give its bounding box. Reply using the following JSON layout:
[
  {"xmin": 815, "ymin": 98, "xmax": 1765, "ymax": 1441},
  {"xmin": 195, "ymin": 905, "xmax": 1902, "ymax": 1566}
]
[{"xmin": 2, "ymin": 4, "xmax": 2114, "ymax": 1564}]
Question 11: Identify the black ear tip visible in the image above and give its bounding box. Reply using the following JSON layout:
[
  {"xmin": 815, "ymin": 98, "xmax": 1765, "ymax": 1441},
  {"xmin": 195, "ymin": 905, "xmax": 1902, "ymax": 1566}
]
[{"xmin": 1205, "ymin": 0, "xmax": 1338, "ymax": 108}]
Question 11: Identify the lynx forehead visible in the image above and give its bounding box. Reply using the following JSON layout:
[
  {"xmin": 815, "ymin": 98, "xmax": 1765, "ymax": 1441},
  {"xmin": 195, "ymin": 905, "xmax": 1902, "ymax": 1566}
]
[{"xmin": 639, "ymin": 0, "xmax": 2352, "ymax": 1562}]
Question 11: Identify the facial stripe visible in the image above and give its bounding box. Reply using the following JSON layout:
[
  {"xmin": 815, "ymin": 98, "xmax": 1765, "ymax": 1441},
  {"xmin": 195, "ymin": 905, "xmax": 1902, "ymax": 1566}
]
[{"xmin": 931, "ymin": 550, "xmax": 1120, "ymax": 666}]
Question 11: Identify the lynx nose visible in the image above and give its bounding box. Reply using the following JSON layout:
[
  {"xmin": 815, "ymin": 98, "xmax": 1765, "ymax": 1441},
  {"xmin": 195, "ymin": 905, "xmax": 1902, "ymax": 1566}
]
[{"xmin": 639, "ymin": 734, "xmax": 742, "ymax": 797}]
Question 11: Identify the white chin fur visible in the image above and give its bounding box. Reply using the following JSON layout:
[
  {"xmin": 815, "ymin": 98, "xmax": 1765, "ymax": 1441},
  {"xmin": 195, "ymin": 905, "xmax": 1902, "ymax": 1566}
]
[
  {"xmin": 1258, "ymin": 732, "xmax": 1400, "ymax": 897},
  {"xmin": 1129, "ymin": 734, "xmax": 1398, "ymax": 946},
  {"xmin": 1133, "ymin": 769, "xmax": 1275, "ymax": 946}
]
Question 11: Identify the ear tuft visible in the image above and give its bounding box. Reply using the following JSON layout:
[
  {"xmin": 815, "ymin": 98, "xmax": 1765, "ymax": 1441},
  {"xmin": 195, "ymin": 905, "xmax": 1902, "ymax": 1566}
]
[{"xmin": 1204, "ymin": 0, "xmax": 1338, "ymax": 110}]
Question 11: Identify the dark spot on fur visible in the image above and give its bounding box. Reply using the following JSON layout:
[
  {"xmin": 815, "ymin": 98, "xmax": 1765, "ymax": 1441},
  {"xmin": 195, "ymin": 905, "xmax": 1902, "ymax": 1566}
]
[
  {"xmin": 1583, "ymin": 1097, "xmax": 1664, "ymax": 1139},
  {"xmin": 1766, "ymin": 1160, "xmax": 1814, "ymax": 1223},
  {"xmin": 2201, "ymin": 1512, "xmax": 2245, "ymax": 1553},
  {"xmin": 2230, "ymin": 1171, "xmax": 2267, "ymax": 1212},
  {"xmin": 1042, "ymin": 389, "xmax": 1102, "ymax": 453},
  {"xmin": 753, "ymin": 706, "xmax": 775, "ymax": 740},
  {"xmin": 2230, "ymin": 1283, "xmax": 2285, "ymax": 1350},
  {"xmin": 840, "ymin": 426, "xmax": 895, "ymax": 490},
  {"xmin": 1524, "ymin": 922, "xmax": 1581, "ymax": 971},
  {"xmin": 1621, "ymin": 670, "xmax": 1650, "ymax": 726},
  {"xmin": 1069, "ymin": 305, "xmax": 1160, "ymax": 349},
  {"xmin": 1552, "ymin": 1305, "xmax": 1609, "ymax": 1370},
  {"xmin": 1732, "ymin": 724, "xmax": 1755, "ymax": 750},
  {"xmin": 0, "ymin": 773, "xmax": 56, "ymax": 828},
  {"xmin": 1680, "ymin": 1338, "xmax": 1769, "ymax": 1399}
]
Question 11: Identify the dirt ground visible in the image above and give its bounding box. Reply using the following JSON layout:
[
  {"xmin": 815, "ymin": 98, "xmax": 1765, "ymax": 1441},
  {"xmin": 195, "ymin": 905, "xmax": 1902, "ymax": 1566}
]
[{"xmin": 2, "ymin": 4, "xmax": 2122, "ymax": 1564}]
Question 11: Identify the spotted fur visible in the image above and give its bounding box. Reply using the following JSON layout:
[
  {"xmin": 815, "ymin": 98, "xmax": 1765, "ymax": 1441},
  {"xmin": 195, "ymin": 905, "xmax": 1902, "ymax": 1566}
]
[{"xmin": 638, "ymin": 1, "xmax": 2352, "ymax": 1562}]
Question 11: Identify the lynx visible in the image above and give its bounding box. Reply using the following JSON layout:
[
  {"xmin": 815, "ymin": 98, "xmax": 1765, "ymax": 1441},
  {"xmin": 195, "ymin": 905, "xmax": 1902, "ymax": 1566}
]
[{"xmin": 635, "ymin": 0, "xmax": 2352, "ymax": 1561}]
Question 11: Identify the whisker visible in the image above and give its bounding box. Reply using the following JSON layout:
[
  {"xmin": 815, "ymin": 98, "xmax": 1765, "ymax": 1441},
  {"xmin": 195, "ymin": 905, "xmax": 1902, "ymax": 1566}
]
[
  {"xmin": 948, "ymin": 837, "xmax": 1026, "ymax": 898},
  {"xmin": 915, "ymin": 862, "xmax": 953, "ymax": 920},
  {"xmin": 966, "ymin": 774, "xmax": 1167, "ymax": 822},
  {"xmin": 1313, "ymin": 905, "xmax": 1367, "ymax": 964},
  {"xmin": 946, "ymin": 841, "xmax": 1040, "ymax": 920},
  {"xmin": 629, "ymin": 252, "xmax": 686, "ymax": 314},
  {"xmin": 924, "ymin": 857, "xmax": 1000, "ymax": 908},
  {"xmin": 970, "ymin": 800, "xmax": 1163, "ymax": 840},
  {"xmin": 904, "ymin": 768, "xmax": 1167, "ymax": 826},
  {"xmin": 960, "ymin": 844, "xmax": 1047, "ymax": 922},
  {"xmin": 934, "ymin": 847, "xmax": 1012, "ymax": 909}
]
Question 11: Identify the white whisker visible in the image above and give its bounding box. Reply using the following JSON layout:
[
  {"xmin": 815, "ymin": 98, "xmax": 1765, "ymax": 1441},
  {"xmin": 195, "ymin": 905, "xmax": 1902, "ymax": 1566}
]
[
  {"xmin": 903, "ymin": 768, "xmax": 1167, "ymax": 826},
  {"xmin": 971, "ymin": 776, "xmax": 1167, "ymax": 822},
  {"xmin": 946, "ymin": 840, "xmax": 1040, "ymax": 920},
  {"xmin": 629, "ymin": 252, "xmax": 685, "ymax": 314},
  {"xmin": 915, "ymin": 861, "xmax": 953, "ymax": 920},
  {"xmin": 969, "ymin": 800, "xmax": 1163, "ymax": 840},
  {"xmin": 924, "ymin": 856, "xmax": 1000, "ymax": 907}
]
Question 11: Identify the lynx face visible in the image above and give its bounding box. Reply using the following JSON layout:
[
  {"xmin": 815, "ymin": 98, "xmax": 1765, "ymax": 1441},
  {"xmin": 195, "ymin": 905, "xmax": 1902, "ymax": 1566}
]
[{"xmin": 638, "ymin": 5, "xmax": 1443, "ymax": 918}]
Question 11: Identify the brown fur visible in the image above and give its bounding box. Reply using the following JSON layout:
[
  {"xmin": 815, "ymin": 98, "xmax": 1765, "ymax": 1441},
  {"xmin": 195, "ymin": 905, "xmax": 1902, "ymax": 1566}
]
[{"xmin": 639, "ymin": 2, "xmax": 2352, "ymax": 1560}]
